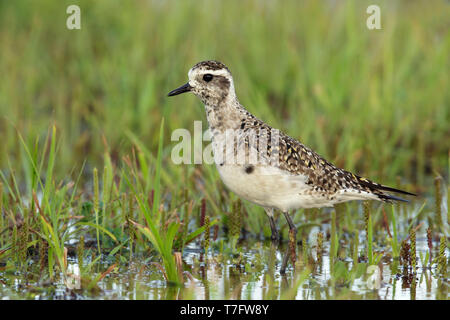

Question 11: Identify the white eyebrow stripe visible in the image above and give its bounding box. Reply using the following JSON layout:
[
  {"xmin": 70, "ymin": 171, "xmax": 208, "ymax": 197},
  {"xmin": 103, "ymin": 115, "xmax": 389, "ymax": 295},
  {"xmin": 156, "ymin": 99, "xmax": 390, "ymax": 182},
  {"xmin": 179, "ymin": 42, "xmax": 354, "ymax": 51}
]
[
  {"xmin": 204, "ymin": 69, "xmax": 230, "ymax": 77},
  {"xmin": 189, "ymin": 68, "xmax": 230, "ymax": 78}
]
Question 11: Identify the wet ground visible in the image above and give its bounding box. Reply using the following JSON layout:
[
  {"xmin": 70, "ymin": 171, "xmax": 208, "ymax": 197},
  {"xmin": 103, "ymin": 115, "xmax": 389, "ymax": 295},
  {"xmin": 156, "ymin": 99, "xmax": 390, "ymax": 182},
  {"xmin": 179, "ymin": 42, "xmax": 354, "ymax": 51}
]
[{"xmin": 0, "ymin": 236, "xmax": 447, "ymax": 300}]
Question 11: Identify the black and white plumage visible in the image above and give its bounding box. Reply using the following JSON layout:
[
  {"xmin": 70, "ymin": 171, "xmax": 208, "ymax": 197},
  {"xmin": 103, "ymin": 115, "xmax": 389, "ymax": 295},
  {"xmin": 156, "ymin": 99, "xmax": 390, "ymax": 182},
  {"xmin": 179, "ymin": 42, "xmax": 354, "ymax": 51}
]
[{"xmin": 168, "ymin": 60, "xmax": 416, "ymax": 240}]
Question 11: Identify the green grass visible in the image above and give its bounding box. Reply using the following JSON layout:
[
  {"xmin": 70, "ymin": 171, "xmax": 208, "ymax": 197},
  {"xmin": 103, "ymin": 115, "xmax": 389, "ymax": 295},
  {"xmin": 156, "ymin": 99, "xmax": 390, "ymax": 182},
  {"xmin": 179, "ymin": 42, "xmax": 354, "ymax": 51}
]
[
  {"xmin": 0, "ymin": 0, "xmax": 448, "ymax": 187},
  {"xmin": 0, "ymin": 0, "xmax": 448, "ymax": 300}
]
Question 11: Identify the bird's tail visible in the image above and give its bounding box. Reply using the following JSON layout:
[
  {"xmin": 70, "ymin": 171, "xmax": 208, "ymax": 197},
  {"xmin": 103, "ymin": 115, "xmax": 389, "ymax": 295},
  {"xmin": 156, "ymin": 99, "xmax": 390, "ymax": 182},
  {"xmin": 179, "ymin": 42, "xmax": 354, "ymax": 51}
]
[
  {"xmin": 376, "ymin": 192, "xmax": 410, "ymax": 203},
  {"xmin": 355, "ymin": 175, "xmax": 417, "ymax": 203}
]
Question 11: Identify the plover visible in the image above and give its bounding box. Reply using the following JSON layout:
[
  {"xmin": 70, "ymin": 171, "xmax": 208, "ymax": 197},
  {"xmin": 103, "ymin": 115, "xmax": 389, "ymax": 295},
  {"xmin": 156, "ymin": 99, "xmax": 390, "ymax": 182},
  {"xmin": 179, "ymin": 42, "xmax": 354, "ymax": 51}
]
[{"xmin": 168, "ymin": 60, "xmax": 415, "ymax": 240}]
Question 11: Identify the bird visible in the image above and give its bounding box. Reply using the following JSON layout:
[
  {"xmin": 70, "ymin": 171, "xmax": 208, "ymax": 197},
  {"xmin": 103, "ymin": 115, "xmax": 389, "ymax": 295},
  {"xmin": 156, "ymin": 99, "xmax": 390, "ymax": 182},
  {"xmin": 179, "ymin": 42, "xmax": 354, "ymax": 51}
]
[{"xmin": 168, "ymin": 60, "xmax": 416, "ymax": 240}]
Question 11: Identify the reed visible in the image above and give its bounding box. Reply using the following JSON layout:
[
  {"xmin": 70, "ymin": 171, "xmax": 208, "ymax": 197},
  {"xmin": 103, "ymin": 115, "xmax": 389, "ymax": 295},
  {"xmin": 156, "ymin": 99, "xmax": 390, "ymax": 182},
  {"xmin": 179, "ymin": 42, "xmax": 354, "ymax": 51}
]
[
  {"xmin": 427, "ymin": 228, "xmax": 432, "ymax": 268},
  {"xmin": 353, "ymin": 230, "xmax": 359, "ymax": 267},
  {"xmin": 0, "ymin": 182, "xmax": 3, "ymax": 246},
  {"xmin": 389, "ymin": 206, "xmax": 400, "ymax": 259},
  {"xmin": 230, "ymin": 199, "xmax": 242, "ymax": 249},
  {"xmin": 400, "ymin": 240, "xmax": 411, "ymax": 271},
  {"xmin": 77, "ymin": 235, "xmax": 85, "ymax": 273},
  {"xmin": 203, "ymin": 215, "xmax": 210, "ymax": 255},
  {"xmin": 93, "ymin": 167, "xmax": 101, "ymax": 255},
  {"xmin": 437, "ymin": 236, "xmax": 447, "ymax": 275},
  {"xmin": 317, "ymin": 231, "xmax": 323, "ymax": 265},
  {"xmin": 364, "ymin": 202, "xmax": 374, "ymax": 264},
  {"xmin": 434, "ymin": 176, "xmax": 442, "ymax": 232},
  {"xmin": 410, "ymin": 227, "xmax": 416, "ymax": 272}
]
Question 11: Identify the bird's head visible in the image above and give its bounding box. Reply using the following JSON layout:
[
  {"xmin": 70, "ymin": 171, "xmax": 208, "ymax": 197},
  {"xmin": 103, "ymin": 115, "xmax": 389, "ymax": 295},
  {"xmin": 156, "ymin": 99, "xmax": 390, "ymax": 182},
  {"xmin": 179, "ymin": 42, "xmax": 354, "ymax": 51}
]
[{"xmin": 168, "ymin": 60, "xmax": 236, "ymax": 106}]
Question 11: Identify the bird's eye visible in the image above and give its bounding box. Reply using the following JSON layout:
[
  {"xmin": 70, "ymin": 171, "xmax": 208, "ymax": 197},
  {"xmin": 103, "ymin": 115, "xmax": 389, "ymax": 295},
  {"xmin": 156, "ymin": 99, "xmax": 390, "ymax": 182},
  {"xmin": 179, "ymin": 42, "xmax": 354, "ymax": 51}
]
[{"xmin": 203, "ymin": 74, "xmax": 213, "ymax": 82}]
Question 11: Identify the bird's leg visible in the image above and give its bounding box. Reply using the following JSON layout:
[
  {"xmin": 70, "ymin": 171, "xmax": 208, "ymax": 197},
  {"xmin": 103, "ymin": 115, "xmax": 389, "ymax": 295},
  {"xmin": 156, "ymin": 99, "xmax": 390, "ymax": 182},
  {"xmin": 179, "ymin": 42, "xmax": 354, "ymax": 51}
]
[
  {"xmin": 283, "ymin": 211, "xmax": 297, "ymax": 240},
  {"xmin": 264, "ymin": 208, "xmax": 279, "ymax": 241},
  {"xmin": 268, "ymin": 216, "xmax": 279, "ymax": 241}
]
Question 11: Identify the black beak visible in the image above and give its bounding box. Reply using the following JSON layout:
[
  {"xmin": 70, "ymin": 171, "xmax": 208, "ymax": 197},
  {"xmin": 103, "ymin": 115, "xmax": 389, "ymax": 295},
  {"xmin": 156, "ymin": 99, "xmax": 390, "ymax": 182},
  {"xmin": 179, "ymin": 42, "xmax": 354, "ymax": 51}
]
[{"xmin": 167, "ymin": 83, "xmax": 192, "ymax": 97}]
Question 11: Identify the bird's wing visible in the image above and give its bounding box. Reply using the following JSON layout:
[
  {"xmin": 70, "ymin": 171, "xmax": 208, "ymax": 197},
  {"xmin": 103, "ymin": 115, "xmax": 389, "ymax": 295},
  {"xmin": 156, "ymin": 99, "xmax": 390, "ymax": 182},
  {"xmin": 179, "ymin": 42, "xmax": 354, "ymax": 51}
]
[
  {"xmin": 275, "ymin": 131, "xmax": 416, "ymax": 202},
  {"xmin": 238, "ymin": 116, "xmax": 415, "ymax": 203}
]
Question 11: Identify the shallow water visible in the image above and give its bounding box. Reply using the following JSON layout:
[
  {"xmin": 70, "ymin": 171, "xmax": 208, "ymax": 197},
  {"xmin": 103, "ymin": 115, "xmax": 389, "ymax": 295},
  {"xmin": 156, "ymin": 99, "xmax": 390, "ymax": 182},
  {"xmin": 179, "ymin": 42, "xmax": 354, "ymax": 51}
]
[{"xmin": 0, "ymin": 236, "xmax": 447, "ymax": 300}]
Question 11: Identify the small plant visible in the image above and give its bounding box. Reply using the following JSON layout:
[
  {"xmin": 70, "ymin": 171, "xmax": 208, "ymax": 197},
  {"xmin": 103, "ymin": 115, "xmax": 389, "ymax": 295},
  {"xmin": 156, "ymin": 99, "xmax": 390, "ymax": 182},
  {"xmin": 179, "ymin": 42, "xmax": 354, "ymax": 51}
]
[
  {"xmin": 427, "ymin": 227, "xmax": 433, "ymax": 267},
  {"xmin": 93, "ymin": 167, "xmax": 101, "ymax": 255},
  {"xmin": 353, "ymin": 230, "xmax": 359, "ymax": 267},
  {"xmin": 330, "ymin": 208, "xmax": 338, "ymax": 270},
  {"xmin": 410, "ymin": 227, "xmax": 416, "ymax": 272},
  {"xmin": 0, "ymin": 182, "xmax": 3, "ymax": 245},
  {"xmin": 400, "ymin": 239, "xmax": 411, "ymax": 279},
  {"xmin": 229, "ymin": 199, "xmax": 242, "ymax": 252},
  {"xmin": 203, "ymin": 215, "xmax": 210, "ymax": 255},
  {"xmin": 364, "ymin": 202, "xmax": 381, "ymax": 265},
  {"xmin": 317, "ymin": 231, "xmax": 323, "ymax": 265},
  {"xmin": 437, "ymin": 236, "xmax": 447, "ymax": 275},
  {"xmin": 434, "ymin": 176, "xmax": 442, "ymax": 231},
  {"xmin": 77, "ymin": 235, "xmax": 85, "ymax": 273},
  {"xmin": 389, "ymin": 206, "xmax": 400, "ymax": 259}
]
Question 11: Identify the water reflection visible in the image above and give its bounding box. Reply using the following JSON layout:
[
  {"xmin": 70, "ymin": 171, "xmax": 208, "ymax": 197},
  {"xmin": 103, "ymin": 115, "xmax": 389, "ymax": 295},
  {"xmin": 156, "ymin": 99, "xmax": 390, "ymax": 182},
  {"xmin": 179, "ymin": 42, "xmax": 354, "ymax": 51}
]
[{"xmin": 0, "ymin": 238, "xmax": 447, "ymax": 300}]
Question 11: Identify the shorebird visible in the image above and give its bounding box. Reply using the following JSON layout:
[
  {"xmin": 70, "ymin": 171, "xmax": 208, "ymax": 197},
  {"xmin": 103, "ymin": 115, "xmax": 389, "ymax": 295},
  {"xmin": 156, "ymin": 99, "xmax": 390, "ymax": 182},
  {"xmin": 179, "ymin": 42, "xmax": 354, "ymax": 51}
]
[{"xmin": 168, "ymin": 60, "xmax": 415, "ymax": 240}]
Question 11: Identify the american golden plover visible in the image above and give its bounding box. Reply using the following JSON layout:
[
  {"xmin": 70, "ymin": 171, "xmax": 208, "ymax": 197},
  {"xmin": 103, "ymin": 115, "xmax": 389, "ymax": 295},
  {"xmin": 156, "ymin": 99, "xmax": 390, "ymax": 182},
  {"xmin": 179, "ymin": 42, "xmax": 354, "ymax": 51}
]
[{"xmin": 168, "ymin": 60, "xmax": 415, "ymax": 240}]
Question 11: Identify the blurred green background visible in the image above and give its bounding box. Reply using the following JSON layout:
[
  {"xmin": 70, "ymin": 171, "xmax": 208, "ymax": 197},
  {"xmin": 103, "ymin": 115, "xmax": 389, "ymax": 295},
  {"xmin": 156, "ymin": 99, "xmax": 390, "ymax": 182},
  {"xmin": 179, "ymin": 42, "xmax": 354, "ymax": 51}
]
[{"xmin": 0, "ymin": 0, "xmax": 448, "ymax": 191}]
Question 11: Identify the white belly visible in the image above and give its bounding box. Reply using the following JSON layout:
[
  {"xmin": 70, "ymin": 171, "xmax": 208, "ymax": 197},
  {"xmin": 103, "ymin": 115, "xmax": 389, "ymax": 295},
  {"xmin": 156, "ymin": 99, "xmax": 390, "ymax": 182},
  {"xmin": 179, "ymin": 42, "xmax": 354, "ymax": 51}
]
[{"xmin": 216, "ymin": 164, "xmax": 334, "ymax": 211}]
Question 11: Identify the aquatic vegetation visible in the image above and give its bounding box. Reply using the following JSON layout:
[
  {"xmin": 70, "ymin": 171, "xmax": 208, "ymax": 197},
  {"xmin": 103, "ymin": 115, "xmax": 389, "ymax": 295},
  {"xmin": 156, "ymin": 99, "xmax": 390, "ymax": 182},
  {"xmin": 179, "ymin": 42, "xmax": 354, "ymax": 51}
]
[
  {"xmin": 410, "ymin": 227, "xmax": 417, "ymax": 272},
  {"xmin": 0, "ymin": 0, "xmax": 448, "ymax": 300},
  {"xmin": 438, "ymin": 237, "xmax": 447, "ymax": 276}
]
